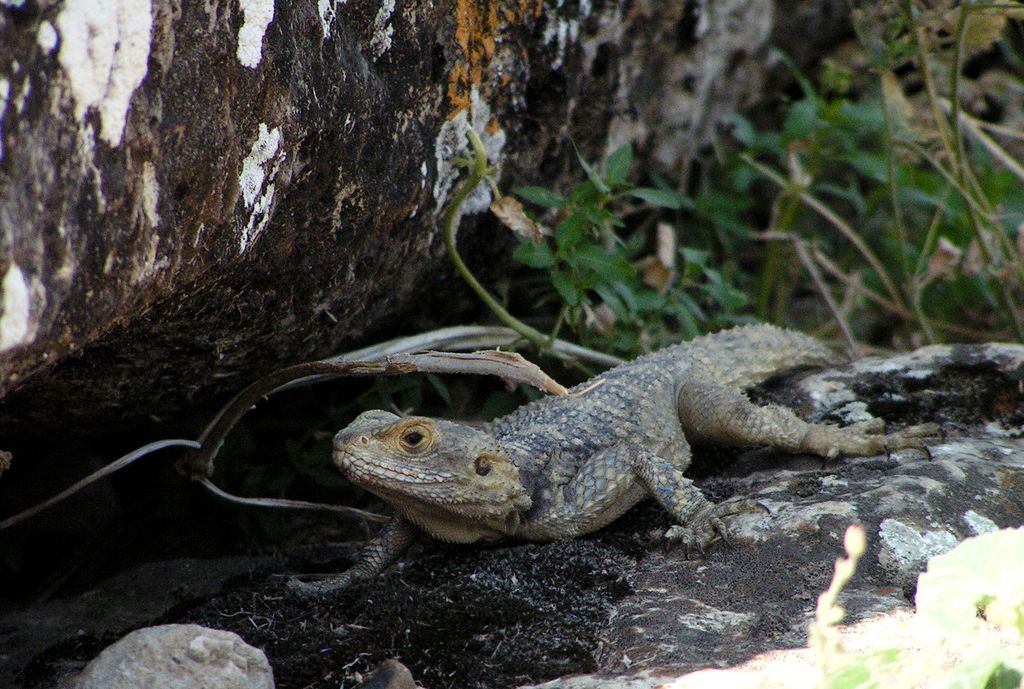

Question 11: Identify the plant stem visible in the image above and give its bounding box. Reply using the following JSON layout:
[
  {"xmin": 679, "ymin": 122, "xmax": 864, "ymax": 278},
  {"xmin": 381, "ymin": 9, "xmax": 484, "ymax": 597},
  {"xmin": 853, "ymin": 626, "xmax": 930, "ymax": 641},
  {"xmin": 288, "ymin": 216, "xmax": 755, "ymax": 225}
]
[
  {"xmin": 743, "ymin": 155, "xmax": 905, "ymax": 310},
  {"xmin": 443, "ymin": 131, "xmax": 550, "ymax": 350}
]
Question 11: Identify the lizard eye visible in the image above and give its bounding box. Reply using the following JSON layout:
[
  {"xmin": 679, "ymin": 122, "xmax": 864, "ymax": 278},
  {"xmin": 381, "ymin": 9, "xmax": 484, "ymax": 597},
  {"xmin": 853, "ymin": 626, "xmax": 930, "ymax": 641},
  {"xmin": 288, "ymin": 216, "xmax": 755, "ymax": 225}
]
[
  {"xmin": 399, "ymin": 425, "xmax": 431, "ymax": 453},
  {"xmin": 474, "ymin": 456, "xmax": 492, "ymax": 476}
]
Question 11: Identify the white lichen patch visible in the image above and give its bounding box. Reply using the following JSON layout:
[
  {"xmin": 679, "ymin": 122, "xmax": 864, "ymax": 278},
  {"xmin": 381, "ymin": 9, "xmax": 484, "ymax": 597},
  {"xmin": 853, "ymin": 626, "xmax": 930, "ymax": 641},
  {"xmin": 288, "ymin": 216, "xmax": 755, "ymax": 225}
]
[
  {"xmin": 238, "ymin": 123, "xmax": 284, "ymax": 251},
  {"xmin": 543, "ymin": 16, "xmax": 580, "ymax": 71},
  {"xmin": 433, "ymin": 87, "xmax": 506, "ymax": 220},
  {"xmin": 141, "ymin": 160, "xmax": 160, "ymax": 227},
  {"xmin": 37, "ymin": 20, "xmax": 59, "ymax": 53},
  {"xmin": 0, "ymin": 78, "xmax": 9, "ymax": 162},
  {"xmin": 240, "ymin": 123, "xmax": 280, "ymax": 205},
  {"xmin": 831, "ymin": 400, "xmax": 874, "ymax": 425},
  {"xmin": 0, "ymin": 264, "xmax": 33, "ymax": 352},
  {"xmin": 237, "ymin": 0, "xmax": 275, "ymax": 69},
  {"xmin": 877, "ymin": 518, "xmax": 957, "ymax": 583},
  {"xmin": 963, "ymin": 509, "xmax": 999, "ymax": 536},
  {"xmin": 318, "ymin": 0, "xmax": 344, "ymax": 40},
  {"xmin": 676, "ymin": 601, "xmax": 754, "ymax": 634},
  {"xmin": 983, "ymin": 420, "xmax": 1023, "ymax": 438},
  {"xmin": 14, "ymin": 76, "xmax": 30, "ymax": 113},
  {"xmin": 368, "ymin": 0, "xmax": 395, "ymax": 59},
  {"xmin": 56, "ymin": 0, "xmax": 153, "ymax": 147}
]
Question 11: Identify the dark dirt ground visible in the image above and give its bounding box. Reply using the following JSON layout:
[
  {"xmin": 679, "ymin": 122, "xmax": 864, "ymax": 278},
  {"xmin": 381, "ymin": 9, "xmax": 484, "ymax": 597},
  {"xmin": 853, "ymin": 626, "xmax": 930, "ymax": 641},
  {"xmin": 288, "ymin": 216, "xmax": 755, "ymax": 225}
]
[{"xmin": 17, "ymin": 502, "xmax": 672, "ymax": 689}]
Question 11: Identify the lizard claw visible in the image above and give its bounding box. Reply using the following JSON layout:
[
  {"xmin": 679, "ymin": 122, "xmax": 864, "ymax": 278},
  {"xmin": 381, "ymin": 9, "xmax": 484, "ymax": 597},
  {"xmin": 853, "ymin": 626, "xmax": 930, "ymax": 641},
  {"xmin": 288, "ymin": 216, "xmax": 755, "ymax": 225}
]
[
  {"xmin": 881, "ymin": 422, "xmax": 943, "ymax": 459},
  {"xmin": 662, "ymin": 499, "xmax": 763, "ymax": 556},
  {"xmin": 663, "ymin": 524, "xmax": 709, "ymax": 558}
]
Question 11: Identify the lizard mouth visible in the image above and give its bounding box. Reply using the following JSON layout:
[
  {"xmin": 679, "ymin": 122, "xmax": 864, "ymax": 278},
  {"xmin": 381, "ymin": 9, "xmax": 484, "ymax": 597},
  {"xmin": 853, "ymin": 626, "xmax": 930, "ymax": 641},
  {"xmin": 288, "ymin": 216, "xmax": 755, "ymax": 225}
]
[
  {"xmin": 332, "ymin": 446, "xmax": 529, "ymax": 514},
  {"xmin": 332, "ymin": 446, "xmax": 454, "ymax": 486}
]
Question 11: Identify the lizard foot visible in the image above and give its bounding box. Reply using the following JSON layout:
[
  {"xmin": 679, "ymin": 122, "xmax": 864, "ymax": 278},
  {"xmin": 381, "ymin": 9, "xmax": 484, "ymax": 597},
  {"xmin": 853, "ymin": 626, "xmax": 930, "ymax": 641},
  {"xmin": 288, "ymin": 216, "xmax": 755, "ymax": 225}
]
[
  {"xmin": 804, "ymin": 421, "xmax": 943, "ymax": 459},
  {"xmin": 662, "ymin": 498, "xmax": 766, "ymax": 557}
]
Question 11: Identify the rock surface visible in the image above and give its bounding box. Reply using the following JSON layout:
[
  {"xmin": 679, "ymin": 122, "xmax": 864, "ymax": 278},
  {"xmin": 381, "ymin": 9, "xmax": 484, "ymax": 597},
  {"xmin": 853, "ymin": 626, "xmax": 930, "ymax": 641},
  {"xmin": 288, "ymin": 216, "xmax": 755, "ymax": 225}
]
[
  {"xmin": 0, "ymin": 0, "xmax": 845, "ymax": 436},
  {"xmin": 9, "ymin": 342, "xmax": 1023, "ymax": 689},
  {"xmin": 1, "ymin": 556, "xmax": 277, "ymax": 687},
  {"xmin": 68, "ymin": 624, "xmax": 274, "ymax": 689}
]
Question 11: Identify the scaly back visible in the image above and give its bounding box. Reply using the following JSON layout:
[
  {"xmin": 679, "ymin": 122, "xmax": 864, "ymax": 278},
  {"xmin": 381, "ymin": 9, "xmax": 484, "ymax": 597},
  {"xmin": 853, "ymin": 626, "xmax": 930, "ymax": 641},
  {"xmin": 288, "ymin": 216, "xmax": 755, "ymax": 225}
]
[{"xmin": 644, "ymin": 323, "xmax": 837, "ymax": 389}]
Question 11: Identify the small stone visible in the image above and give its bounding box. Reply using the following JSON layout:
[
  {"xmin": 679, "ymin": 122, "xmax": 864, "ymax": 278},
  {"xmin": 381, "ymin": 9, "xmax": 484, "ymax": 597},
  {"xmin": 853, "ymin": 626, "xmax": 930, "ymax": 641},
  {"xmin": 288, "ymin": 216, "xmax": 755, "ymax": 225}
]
[
  {"xmin": 72, "ymin": 624, "xmax": 274, "ymax": 689},
  {"xmin": 358, "ymin": 658, "xmax": 418, "ymax": 689}
]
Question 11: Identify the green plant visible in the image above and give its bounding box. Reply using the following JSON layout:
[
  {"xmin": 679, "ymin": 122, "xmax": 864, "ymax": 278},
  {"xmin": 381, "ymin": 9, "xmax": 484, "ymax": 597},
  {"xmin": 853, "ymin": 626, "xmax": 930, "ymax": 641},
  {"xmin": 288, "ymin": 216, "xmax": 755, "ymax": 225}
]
[
  {"xmin": 734, "ymin": 2, "xmax": 1024, "ymax": 344},
  {"xmin": 510, "ymin": 143, "xmax": 749, "ymax": 357},
  {"xmin": 811, "ymin": 526, "xmax": 1024, "ymax": 689}
]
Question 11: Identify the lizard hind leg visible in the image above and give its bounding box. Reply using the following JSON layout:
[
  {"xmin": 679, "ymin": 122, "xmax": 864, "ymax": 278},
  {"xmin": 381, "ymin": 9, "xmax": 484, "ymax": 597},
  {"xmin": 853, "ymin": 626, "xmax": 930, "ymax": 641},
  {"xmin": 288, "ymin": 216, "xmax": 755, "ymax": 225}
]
[{"xmin": 676, "ymin": 375, "xmax": 941, "ymax": 460}]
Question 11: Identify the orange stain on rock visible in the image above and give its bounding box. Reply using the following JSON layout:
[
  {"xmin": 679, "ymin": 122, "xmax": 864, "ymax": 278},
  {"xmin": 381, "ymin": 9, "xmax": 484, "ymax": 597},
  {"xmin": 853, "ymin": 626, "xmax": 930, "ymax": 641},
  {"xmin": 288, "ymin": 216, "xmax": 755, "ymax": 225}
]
[{"xmin": 448, "ymin": 0, "xmax": 543, "ymax": 119}]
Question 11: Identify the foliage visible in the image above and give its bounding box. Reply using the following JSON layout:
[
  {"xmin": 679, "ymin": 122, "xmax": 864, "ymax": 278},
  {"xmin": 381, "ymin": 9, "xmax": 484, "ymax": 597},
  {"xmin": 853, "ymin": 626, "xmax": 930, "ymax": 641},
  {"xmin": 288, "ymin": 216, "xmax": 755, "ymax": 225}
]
[
  {"xmin": 732, "ymin": 1, "xmax": 1024, "ymax": 344},
  {"xmin": 812, "ymin": 527, "xmax": 1024, "ymax": 689},
  {"xmin": 493, "ymin": 2, "xmax": 1024, "ymax": 351},
  {"xmin": 510, "ymin": 143, "xmax": 748, "ymax": 358}
]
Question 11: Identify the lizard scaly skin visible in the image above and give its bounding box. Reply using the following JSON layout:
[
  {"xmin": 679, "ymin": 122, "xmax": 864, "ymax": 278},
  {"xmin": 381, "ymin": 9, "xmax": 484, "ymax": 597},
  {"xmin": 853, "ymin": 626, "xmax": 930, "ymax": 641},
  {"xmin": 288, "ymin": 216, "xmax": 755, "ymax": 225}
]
[{"xmin": 306, "ymin": 325, "xmax": 939, "ymax": 592}]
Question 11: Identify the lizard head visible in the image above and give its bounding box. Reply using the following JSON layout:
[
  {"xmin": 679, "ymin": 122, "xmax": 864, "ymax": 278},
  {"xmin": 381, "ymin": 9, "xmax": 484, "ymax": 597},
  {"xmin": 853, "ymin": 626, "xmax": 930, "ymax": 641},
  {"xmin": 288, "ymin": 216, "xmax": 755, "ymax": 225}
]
[{"xmin": 333, "ymin": 410, "xmax": 532, "ymax": 522}]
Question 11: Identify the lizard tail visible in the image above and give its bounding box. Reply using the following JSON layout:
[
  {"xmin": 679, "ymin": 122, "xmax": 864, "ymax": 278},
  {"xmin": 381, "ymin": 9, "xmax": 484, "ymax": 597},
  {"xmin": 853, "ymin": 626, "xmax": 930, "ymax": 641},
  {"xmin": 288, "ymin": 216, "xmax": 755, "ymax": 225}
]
[{"xmin": 686, "ymin": 323, "xmax": 839, "ymax": 389}]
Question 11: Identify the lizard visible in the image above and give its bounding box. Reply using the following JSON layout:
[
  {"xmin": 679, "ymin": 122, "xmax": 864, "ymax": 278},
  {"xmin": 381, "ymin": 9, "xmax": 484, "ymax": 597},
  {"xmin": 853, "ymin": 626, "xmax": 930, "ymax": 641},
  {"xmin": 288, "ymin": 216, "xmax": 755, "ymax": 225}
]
[{"xmin": 301, "ymin": 324, "xmax": 939, "ymax": 592}]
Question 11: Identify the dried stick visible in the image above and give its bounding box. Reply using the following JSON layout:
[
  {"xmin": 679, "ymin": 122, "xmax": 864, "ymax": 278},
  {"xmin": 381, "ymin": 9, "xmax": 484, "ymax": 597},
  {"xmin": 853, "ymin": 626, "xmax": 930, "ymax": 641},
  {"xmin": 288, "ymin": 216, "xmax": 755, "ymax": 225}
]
[
  {"xmin": 180, "ymin": 350, "xmax": 569, "ymax": 478},
  {"xmin": 198, "ymin": 478, "xmax": 389, "ymax": 523},
  {"xmin": 0, "ymin": 439, "xmax": 201, "ymax": 530},
  {"xmin": 759, "ymin": 232, "xmax": 858, "ymax": 357}
]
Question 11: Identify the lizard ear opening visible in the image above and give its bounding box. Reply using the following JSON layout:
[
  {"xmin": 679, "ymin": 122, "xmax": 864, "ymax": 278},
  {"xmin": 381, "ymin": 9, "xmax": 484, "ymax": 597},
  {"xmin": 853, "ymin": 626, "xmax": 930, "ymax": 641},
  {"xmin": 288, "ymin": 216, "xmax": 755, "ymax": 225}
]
[{"xmin": 474, "ymin": 456, "xmax": 492, "ymax": 476}]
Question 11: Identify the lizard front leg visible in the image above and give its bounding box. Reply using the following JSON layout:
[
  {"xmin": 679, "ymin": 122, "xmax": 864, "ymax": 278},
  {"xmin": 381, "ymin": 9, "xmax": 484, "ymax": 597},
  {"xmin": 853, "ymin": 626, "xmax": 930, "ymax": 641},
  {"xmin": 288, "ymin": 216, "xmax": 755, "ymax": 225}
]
[
  {"xmin": 676, "ymin": 375, "xmax": 940, "ymax": 459},
  {"xmin": 520, "ymin": 443, "xmax": 742, "ymax": 552},
  {"xmin": 288, "ymin": 517, "xmax": 417, "ymax": 595}
]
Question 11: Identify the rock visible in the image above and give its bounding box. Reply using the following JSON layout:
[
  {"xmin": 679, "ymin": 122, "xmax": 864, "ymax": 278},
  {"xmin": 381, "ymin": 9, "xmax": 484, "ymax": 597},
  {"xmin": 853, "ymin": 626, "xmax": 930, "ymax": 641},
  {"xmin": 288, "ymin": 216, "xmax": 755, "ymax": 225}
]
[
  {"xmin": 586, "ymin": 344, "xmax": 1024, "ymax": 676},
  {"xmin": 0, "ymin": 0, "xmax": 845, "ymax": 438},
  {"xmin": 0, "ymin": 0, "xmax": 857, "ymax": 649},
  {"xmin": 358, "ymin": 658, "xmax": 418, "ymax": 689},
  {"xmin": 0, "ymin": 556, "xmax": 276, "ymax": 685},
  {"xmin": 71, "ymin": 624, "xmax": 273, "ymax": 689}
]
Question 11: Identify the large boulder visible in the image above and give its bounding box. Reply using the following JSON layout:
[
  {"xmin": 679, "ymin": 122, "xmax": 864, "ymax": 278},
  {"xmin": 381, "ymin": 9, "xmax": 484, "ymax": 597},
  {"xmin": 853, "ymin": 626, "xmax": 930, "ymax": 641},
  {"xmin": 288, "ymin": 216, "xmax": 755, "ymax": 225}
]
[{"xmin": 0, "ymin": 0, "xmax": 849, "ymax": 436}]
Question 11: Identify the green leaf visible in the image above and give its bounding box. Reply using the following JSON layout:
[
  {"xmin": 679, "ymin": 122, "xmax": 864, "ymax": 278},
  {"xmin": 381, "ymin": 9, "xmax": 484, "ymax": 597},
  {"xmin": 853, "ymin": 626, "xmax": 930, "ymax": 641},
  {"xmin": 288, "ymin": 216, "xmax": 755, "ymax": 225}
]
[
  {"xmin": 569, "ymin": 180, "xmax": 602, "ymax": 206},
  {"xmin": 783, "ymin": 97, "xmax": 827, "ymax": 142},
  {"xmin": 574, "ymin": 244, "xmax": 635, "ymax": 280},
  {"xmin": 551, "ymin": 270, "xmax": 581, "ymax": 306},
  {"xmin": 605, "ymin": 144, "xmax": 633, "ymax": 186},
  {"xmin": 628, "ymin": 187, "xmax": 689, "ymax": 210},
  {"xmin": 582, "ymin": 205, "xmax": 624, "ymax": 228},
  {"xmin": 671, "ymin": 298, "xmax": 702, "ymax": 339},
  {"xmin": 703, "ymin": 268, "xmax": 748, "ymax": 310},
  {"xmin": 942, "ymin": 651, "xmax": 1024, "ymax": 689},
  {"xmin": 682, "ymin": 247, "xmax": 711, "ymax": 269},
  {"xmin": 555, "ymin": 212, "xmax": 588, "ymax": 252},
  {"xmin": 513, "ymin": 240, "xmax": 556, "ymax": 268},
  {"xmin": 593, "ymin": 283, "xmax": 628, "ymax": 319},
  {"xmin": 515, "ymin": 186, "xmax": 566, "ymax": 209},
  {"xmin": 611, "ymin": 280, "xmax": 640, "ymax": 312},
  {"xmin": 573, "ymin": 143, "xmax": 611, "ymax": 194},
  {"xmin": 820, "ymin": 649, "xmax": 903, "ymax": 689},
  {"xmin": 915, "ymin": 527, "xmax": 1024, "ymax": 640},
  {"xmin": 726, "ymin": 112, "xmax": 757, "ymax": 147}
]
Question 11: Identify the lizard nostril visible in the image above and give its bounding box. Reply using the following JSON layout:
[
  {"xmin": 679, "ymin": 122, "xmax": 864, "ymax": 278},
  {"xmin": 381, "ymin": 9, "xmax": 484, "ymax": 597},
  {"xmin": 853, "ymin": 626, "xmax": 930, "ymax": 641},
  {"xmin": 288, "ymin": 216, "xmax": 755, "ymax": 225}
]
[{"xmin": 358, "ymin": 435, "xmax": 370, "ymax": 446}]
